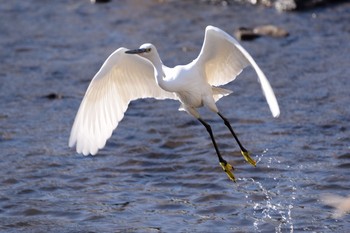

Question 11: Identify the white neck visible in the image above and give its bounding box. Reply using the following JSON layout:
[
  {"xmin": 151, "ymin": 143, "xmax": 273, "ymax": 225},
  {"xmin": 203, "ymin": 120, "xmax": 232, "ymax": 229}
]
[{"xmin": 147, "ymin": 53, "xmax": 168, "ymax": 91}]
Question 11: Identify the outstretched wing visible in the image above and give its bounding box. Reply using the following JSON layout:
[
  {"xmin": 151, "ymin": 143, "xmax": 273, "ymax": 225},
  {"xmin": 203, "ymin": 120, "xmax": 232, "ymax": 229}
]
[
  {"xmin": 69, "ymin": 48, "xmax": 177, "ymax": 155},
  {"xmin": 194, "ymin": 25, "xmax": 280, "ymax": 118}
]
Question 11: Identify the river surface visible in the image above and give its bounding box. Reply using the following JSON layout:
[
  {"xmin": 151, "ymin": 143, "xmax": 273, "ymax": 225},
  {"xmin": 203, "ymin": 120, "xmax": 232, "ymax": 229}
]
[{"xmin": 0, "ymin": 1, "xmax": 349, "ymax": 232}]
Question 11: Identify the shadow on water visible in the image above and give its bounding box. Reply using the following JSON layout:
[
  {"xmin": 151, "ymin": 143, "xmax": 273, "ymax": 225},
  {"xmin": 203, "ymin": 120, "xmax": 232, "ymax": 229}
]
[{"xmin": 0, "ymin": 0, "xmax": 349, "ymax": 232}]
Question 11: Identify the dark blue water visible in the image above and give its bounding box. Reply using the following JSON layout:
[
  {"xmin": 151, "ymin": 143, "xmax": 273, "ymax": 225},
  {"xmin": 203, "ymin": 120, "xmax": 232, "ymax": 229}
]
[{"xmin": 0, "ymin": 1, "xmax": 349, "ymax": 232}]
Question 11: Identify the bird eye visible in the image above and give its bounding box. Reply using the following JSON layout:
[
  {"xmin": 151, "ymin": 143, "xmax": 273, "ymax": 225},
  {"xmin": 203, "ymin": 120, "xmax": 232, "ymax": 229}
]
[{"xmin": 146, "ymin": 48, "xmax": 151, "ymax": 52}]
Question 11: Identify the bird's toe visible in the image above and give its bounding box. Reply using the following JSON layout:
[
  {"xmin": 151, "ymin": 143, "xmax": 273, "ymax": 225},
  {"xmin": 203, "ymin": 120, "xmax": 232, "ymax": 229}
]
[
  {"xmin": 241, "ymin": 150, "xmax": 256, "ymax": 167},
  {"xmin": 219, "ymin": 161, "xmax": 236, "ymax": 182}
]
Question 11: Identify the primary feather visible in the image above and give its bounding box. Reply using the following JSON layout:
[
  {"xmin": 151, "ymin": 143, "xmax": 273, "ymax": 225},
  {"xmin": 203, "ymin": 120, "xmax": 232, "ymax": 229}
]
[
  {"xmin": 69, "ymin": 48, "xmax": 176, "ymax": 155},
  {"xmin": 194, "ymin": 26, "xmax": 280, "ymax": 118}
]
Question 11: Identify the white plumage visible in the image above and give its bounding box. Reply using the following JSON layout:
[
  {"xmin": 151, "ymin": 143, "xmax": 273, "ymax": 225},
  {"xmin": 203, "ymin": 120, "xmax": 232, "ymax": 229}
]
[
  {"xmin": 69, "ymin": 47, "xmax": 176, "ymax": 155},
  {"xmin": 69, "ymin": 25, "xmax": 280, "ymax": 180}
]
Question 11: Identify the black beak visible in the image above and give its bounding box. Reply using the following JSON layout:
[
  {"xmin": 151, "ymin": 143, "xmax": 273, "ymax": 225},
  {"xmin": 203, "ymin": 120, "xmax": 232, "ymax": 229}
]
[{"xmin": 125, "ymin": 48, "xmax": 148, "ymax": 54}]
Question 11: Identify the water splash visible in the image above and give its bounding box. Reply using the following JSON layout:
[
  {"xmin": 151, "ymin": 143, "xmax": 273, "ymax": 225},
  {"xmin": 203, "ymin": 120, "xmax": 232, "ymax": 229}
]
[
  {"xmin": 242, "ymin": 151, "xmax": 296, "ymax": 232},
  {"xmin": 246, "ymin": 178, "xmax": 294, "ymax": 232}
]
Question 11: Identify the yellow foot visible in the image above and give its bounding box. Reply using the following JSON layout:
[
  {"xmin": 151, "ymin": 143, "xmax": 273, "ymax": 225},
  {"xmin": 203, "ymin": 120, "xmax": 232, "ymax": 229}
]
[
  {"xmin": 241, "ymin": 150, "xmax": 256, "ymax": 167},
  {"xmin": 220, "ymin": 161, "xmax": 236, "ymax": 182}
]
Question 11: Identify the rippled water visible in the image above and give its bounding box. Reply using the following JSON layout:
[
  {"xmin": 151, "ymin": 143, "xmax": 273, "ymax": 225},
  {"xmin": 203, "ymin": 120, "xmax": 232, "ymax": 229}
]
[{"xmin": 0, "ymin": 0, "xmax": 349, "ymax": 232}]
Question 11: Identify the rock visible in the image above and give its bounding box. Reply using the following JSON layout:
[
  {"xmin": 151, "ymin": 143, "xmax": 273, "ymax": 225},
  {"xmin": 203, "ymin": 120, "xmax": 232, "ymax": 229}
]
[
  {"xmin": 253, "ymin": 25, "xmax": 289, "ymax": 37},
  {"xmin": 234, "ymin": 27, "xmax": 261, "ymax": 41},
  {"xmin": 43, "ymin": 93, "xmax": 63, "ymax": 100},
  {"xmin": 205, "ymin": 0, "xmax": 348, "ymax": 11},
  {"xmin": 90, "ymin": 0, "xmax": 111, "ymax": 4},
  {"xmin": 275, "ymin": 0, "xmax": 348, "ymax": 11},
  {"xmin": 274, "ymin": 0, "xmax": 297, "ymax": 11},
  {"xmin": 235, "ymin": 25, "xmax": 288, "ymax": 41}
]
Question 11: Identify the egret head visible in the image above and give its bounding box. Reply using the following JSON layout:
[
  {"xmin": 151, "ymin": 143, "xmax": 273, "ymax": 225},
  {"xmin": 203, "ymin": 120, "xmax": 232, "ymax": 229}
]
[
  {"xmin": 125, "ymin": 43, "xmax": 158, "ymax": 60},
  {"xmin": 125, "ymin": 43, "xmax": 165, "ymax": 78},
  {"xmin": 125, "ymin": 43, "xmax": 163, "ymax": 70},
  {"xmin": 125, "ymin": 43, "xmax": 153, "ymax": 54}
]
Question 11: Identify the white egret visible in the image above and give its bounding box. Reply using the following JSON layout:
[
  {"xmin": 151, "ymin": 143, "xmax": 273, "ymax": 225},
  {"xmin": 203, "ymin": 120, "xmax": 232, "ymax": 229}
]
[{"xmin": 69, "ymin": 25, "xmax": 280, "ymax": 181}]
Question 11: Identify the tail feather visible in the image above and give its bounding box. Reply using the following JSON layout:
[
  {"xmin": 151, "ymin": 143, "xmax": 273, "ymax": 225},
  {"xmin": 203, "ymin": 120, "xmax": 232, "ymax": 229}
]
[{"xmin": 212, "ymin": 87, "xmax": 232, "ymax": 102}]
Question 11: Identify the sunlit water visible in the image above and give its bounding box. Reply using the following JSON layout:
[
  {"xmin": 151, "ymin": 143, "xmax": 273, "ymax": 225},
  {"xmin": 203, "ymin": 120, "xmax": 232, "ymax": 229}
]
[{"xmin": 0, "ymin": 0, "xmax": 349, "ymax": 232}]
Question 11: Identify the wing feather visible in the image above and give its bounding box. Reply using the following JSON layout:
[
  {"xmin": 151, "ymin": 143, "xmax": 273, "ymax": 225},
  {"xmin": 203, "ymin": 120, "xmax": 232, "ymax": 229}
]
[
  {"xmin": 194, "ymin": 26, "xmax": 280, "ymax": 118},
  {"xmin": 69, "ymin": 48, "xmax": 176, "ymax": 155}
]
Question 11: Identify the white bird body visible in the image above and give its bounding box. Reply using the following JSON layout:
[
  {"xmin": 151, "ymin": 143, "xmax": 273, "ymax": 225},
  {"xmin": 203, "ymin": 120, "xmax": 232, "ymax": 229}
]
[
  {"xmin": 163, "ymin": 63, "xmax": 221, "ymax": 113},
  {"xmin": 69, "ymin": 26, "xmax": 280, "ymax": 180}
]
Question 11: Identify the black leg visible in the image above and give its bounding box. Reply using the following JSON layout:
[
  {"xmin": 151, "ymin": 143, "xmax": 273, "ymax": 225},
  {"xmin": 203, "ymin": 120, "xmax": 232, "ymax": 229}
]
[
  {"xmin": 197, "ymin": 118, "xmax": 236, "ymax": 181},
  {"xmin": 217, "ymin": 112, "xmax": 256, "ymax": 166},
  {"xmin": 198, "ymin": 118, "xmax": 225, "ymax": 163},
  {"xmin": 217, "ymin": 112, "xmax": 247, "ymax": 152}
]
